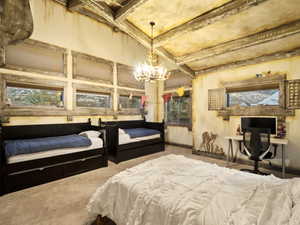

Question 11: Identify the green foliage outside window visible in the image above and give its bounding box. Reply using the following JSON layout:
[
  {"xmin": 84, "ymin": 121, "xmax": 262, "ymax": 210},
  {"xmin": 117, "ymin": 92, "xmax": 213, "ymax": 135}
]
[
  {"xmin": 7, "ymin": 86, "xmax": 63, "ymax": 107},
  {"xmin": 76, "ymin": 92, "xmax": 111, "ymax": 108},
  {"xmin": 119, "ymin": 95, "xmax": 141, "ymax": 109},
  {"xmin": 166, "ymin": 92, "xmax": 191, "ymax": 126}
]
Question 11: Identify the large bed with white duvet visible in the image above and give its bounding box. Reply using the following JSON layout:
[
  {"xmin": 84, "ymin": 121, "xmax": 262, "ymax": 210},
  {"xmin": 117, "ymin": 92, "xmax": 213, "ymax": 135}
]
[{"xmin": 87, "ymin": 154, "xmax": 300, "ymax": 225}]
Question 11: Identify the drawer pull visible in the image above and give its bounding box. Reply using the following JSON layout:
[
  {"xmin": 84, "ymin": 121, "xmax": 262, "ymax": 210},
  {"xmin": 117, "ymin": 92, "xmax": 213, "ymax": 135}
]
[
  {"xmin": 81, "ymin": 158, "xmax": 86, "ymax": 162},
  {"xmin": 39, "ymin": 168, "xmax": 45, "ymax": 171}
]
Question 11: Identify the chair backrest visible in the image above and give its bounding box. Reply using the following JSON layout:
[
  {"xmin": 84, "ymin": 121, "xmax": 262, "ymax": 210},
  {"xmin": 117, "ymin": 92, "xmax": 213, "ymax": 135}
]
[{"xmin": 243, "ymin": 127, "xmax": 271, "ymax": 159}]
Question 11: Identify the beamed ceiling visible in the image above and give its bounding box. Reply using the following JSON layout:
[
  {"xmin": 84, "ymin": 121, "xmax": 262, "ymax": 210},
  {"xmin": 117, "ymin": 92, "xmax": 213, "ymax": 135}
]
[{"xmin": 56, "ymin": 0, "xmax": 300, "ymax": 78}]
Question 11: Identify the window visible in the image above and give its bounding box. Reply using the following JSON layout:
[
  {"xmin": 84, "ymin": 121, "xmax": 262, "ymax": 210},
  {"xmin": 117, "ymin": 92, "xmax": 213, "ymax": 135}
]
[
  {"xmin": 76, "ymin": 91, "xmax": 111, "ymax": 108},
  {"xmin": 227, "ymin": 88, "xmax": 279, "ymax": 107},
  {"xmin": 7, "ymin": 85, "xmax": 63, "ymax": 107},
  {"xmin": 165, "ymin": 92, "xmax": 191, "ymax": 126},
  {"xmin": 119, "ymin": 95, "xmax": 141, "ymax": 109}
]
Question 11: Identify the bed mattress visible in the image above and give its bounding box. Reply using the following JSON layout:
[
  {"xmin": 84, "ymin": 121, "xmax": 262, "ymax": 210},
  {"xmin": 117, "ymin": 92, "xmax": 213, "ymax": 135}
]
[
  {"xmin": 7, "ymin": 137, "xmax": 103, "ymax": 164},
  {"xmin": 87, "ymin": 154, "xmax": 300, "ymax": 225},
  {"xmin": 119, "ymin": 134, "xmax": 161, "ymax": 145}
]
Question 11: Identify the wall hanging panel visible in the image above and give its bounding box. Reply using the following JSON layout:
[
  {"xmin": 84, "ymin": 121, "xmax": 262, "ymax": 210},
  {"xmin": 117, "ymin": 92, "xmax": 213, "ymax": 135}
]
[
  {"xmin": 117, "ymin": 63, "xmax": 144, "ymax": 89},
  {"xmin": 286, "ymin": 79, "xmax": 300, "ymax": 109},
  {"xmin": 73, "ymin": 52, "xmax": 113, "ymax": 84},
  {"xmin": 4, "ymin": 40, "xmax": 65, "ymax": 76},
  {"xmin": 208, "ymin": 88, "xmax": 226, "ymax": 111}
]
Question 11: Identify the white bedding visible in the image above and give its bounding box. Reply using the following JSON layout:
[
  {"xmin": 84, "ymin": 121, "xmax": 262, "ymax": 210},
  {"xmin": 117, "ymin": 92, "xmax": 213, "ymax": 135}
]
[
  {"xmin": 119, "ymin": 133, "xmax": 161, "ymax": 145},
  {"xmin": 87, "ymin": 154, "xmax": 300, "ymax": 225},
  {"xmin": 8, "ymin": 137, "xmax": 103, "ymax": 164}
]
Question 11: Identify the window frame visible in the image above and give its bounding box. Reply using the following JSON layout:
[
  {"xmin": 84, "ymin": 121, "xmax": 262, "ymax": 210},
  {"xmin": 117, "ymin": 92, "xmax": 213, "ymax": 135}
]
[
  {"xmin": 118, "ymin": 94, "xmax": 141, "ymax": 110},
  {"xmin": 165, "ymin": 91, "xmax": 192, "ymax": 129},
  {"xmin": 117, "ymin": 89, "xmax": 145, "ymax": 115},
  {"xmin": 226, "ymin": 87, "xmax": 280, "ymax": 108},
  {"xmin": 215, "ymin": 74, "xmax": 295, "ymax": 119},
  {"xmin": 73, "ymin": 83, "xmax": 113, "ymax": 115},
  {"xmin": 6, "ymin": 84, "xmax": 65, "ymax": 109},
  {"xmin": 76, "ymin": 90, "xmax": 112, "ymax": 110},
  {"xmin": 1, "ymin": 75, "xmax": 67, "ymax": 113}
]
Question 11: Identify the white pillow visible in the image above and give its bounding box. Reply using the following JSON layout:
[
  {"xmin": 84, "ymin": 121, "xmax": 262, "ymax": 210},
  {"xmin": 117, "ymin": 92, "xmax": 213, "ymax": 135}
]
[
  {"xmin": 119, "ymin": 128, "xmax": 126, "ymax": 135},
  {"xmin": 79, "ymin": 130, "xmax": 101, "ymax": 138}
]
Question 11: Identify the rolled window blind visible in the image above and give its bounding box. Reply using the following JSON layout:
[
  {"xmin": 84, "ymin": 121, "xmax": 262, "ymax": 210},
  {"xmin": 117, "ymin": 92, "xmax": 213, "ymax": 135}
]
[
  {"xmin": 5, "ymin": 41, "xmax": 64, "ymax": 74},
  {"xmin": 117, "ymin": 63, "xmax": 144, "ymax": 89},
  {"xmin": 74, "ymin": 53, "xmax": 113, "ymax": 84}
]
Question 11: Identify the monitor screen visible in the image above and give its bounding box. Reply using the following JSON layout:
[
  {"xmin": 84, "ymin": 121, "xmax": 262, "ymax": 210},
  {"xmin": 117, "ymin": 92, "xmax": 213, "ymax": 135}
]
[{"xmin": 241, "ymin": 117, "xmax": 277, "ymax": 134}]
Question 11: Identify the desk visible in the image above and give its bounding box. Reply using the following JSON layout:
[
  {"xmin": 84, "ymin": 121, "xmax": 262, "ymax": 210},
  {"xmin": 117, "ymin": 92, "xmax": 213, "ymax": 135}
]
[{"xmin": 225, "ymin": 136, "xmax": 288, "ymax": 178}]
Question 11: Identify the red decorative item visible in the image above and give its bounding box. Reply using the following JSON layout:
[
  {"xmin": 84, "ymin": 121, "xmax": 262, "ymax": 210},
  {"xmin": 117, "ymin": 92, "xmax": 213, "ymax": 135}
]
[
  {"xmin": 141, "ymin": 96, "xmax": 147, "ymax": 107},
  {"xmin": 162, "ymin": 93, "xmax": 172, "ymax": 103}
]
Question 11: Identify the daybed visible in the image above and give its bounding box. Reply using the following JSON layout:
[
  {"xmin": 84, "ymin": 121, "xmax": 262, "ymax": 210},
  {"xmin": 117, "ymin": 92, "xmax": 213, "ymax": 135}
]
[
  {"xmin": 0, "ymin": 119, "xmax": 107, "ymax": 195},
  {"xmin": 99, "ymin": 119, "xmax": 164, "ymax": 163},
  {"xmin": 87, "ymin": 154, "xmax": 300, "ymax": 225}
]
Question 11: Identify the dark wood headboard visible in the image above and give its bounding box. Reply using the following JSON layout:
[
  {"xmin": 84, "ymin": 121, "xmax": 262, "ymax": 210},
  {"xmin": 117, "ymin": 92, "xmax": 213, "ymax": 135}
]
[
  {"xmin": 0, "ymin": 119, "xmax": 94, "ymax": 140},
  {"xmin": 99, "ymin": 119, "xmax": 146, "ymax": 129}
]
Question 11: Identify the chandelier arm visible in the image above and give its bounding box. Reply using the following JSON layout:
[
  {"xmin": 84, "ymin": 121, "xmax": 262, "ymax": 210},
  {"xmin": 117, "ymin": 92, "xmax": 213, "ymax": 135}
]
[{"xmin": 133, "ymin": 21, "xmax": 170, "ymax": 82}]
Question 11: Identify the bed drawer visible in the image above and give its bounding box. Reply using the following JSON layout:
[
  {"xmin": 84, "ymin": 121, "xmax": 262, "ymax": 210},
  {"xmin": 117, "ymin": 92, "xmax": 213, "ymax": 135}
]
[
  {"xmin": 6, "ymin": 165, "xmax": 64, "ymax": 193},
  {"xmin": 5, "ymin": 155, "xmax": 107, "ymax": 193},
  {"xmin": 63, "ymin": 154, "xmax": 107, "ymax": 177}
]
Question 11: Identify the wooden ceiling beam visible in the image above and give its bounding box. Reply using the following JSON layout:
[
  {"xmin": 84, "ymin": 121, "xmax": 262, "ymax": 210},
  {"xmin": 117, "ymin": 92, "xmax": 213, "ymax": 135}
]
[
  {"xmin": 115, "ymin": 0, "xmax": 150, "ymax": 21},
  {"xmin": 156, "ymin": 47, "xmax": 195, "ymax": 78},
  {"xmin": 67, "ymin": 0, "xmax": 86, "ymax": 10},
  {"xmin": 153, "ymin": 0, "xmax": 269, "ymax": 47},
  {"xmin": 84, "ymin": 1, "xmax": 195, "ymax": 77},
  {"xmin": 196, "ymin": 47, "xmax": 300, "ymax": 76},
  {"xmin": 177, "ymin": 19, "xmax": 300, "ymax": 65}
]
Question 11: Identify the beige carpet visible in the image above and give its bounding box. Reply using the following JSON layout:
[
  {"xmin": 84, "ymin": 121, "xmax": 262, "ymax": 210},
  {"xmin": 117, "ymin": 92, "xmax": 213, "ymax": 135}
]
[{"xmin": 0, "ymin": 145, "xmax": 294, "ymax": 225}]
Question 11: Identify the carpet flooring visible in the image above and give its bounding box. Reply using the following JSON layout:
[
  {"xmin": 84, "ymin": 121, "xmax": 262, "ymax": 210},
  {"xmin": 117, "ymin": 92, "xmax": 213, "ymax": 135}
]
[{"xmin": 0, "ymin": 145, "xmax": 295, "ymax": 225}]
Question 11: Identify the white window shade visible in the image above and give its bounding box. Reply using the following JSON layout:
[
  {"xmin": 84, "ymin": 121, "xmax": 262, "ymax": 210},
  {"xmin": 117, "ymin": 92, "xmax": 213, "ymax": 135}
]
[
  {"xmin": 117, "ymin": 63, "xmax": 144, "ymax": 89},
  {"xmin": 74, "ymin": 53, "xmax": 113, "ymax": 84},
  {"xmin": 5, "ymin": 42, "xmax": 64, "ymax": 74},
  {"xmin": 165, "ymin": 71, "xmax": 192, "ymax": 90}
]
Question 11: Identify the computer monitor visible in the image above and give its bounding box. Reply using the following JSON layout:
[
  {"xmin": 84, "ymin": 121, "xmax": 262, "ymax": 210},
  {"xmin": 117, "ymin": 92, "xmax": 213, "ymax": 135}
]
[{"xmin": 241, "ymin": 117, "xmax": 277, "ymax": 135}]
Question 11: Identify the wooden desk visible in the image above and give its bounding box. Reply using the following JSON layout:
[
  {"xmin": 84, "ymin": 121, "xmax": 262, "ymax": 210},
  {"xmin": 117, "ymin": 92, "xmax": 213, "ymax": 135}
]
[{"xmin": 225, "ymin": 136, "xmax": 288, "ymax": 178}]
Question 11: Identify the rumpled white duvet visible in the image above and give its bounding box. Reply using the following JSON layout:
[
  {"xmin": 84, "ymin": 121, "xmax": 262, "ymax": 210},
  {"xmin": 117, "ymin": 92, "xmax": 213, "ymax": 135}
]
[{"xmin": 87, "ymin": 154, "xmax": 300, "ymax": 225}]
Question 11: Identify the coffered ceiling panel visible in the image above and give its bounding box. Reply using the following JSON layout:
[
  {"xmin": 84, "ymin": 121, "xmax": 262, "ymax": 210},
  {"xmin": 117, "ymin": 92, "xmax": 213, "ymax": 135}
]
[
  {"xmin": 97, "ymin": 0, "xmax": 128, "ymax": 7},
  {"xmin": 187, "ymin": 33, "xmax": 300, "ymax": 71},
  {"xmin": 64, "ymin": 0, "xmax": 300, "ymax": 78},
  {"xmin": 162, "ymin": 0, "xmax": 300, "ymax": 57},
  {"xmin": 126, "ymin": 0, "xmax": 232, "ymax": 37}
]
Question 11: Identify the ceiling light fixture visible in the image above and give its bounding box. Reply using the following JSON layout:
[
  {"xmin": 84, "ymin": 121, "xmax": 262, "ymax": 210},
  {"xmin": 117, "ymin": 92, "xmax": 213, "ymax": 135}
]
[{"xmin": 134, "ymin": 22, "xmax": 170, "ymax": 82}]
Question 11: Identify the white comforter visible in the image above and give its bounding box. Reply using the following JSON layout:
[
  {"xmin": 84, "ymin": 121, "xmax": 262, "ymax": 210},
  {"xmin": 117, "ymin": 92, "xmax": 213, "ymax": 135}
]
[{"xmin": 87, "ymin": 154, "xmax": 300, "ymax": 225}]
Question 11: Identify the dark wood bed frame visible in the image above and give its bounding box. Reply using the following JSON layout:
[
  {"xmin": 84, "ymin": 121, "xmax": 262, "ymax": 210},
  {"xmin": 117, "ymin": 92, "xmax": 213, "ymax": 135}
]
[
  {"xmin": 99, "ymin": 119, "xmax": 165, "ymax": 163},
  {"xmin": 0, "ymin": 119, "xmax": 107, "ymax": 195}
]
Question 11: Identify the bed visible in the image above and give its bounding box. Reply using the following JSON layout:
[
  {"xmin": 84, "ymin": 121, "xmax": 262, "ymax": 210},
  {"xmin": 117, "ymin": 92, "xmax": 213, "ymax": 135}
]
[
  {"xmin": 87, "ymin": 154, "xmax": 300, "ymax": 225},
  {"xmin": 100, "ymin": 119, "xmax": 165, "ymax": 163},
  {"xmin": 0, "ymin": 119, "xmax": 107, "ymax": 195}
]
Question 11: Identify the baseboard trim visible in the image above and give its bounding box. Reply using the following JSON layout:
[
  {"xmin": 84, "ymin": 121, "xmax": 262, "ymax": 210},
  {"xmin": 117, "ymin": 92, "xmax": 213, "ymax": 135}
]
[
  {"xmin": 192, "ymin": 150, "xmax": 300, "ymax": 176},
  {"xmin": 166, "ymin": 142, "xmax": 193, "ymax": 149}
]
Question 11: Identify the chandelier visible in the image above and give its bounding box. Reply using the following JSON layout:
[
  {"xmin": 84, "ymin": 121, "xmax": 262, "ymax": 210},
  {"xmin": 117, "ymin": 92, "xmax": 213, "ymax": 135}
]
[{"xmin": 134, "ymin": 22, "xmax": 170, "ymax": 82}]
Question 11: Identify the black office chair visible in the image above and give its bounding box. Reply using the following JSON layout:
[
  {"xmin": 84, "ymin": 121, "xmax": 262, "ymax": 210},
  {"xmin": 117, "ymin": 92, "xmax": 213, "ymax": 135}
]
[{"xmin": 240, "ymin": 127, "xmax": 276, "ymax": 175}]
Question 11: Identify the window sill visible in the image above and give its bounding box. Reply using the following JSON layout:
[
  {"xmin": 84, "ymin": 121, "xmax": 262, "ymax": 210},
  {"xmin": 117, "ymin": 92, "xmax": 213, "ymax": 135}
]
[
  {"xmin": 118, "ymin": 109, "xmax": 141, "ymax": 115},
  {"xmin": 218, "ymin": 105, "xmax": 295, "ymax": 120},
  {"xmin": 166, "ymin": 123, "xmax": 192, "ymax": 131}
]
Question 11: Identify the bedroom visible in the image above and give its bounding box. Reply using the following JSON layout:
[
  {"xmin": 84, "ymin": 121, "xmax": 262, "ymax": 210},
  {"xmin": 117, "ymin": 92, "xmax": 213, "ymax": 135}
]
[{"xmin": 0, "ymin": 0, "xmax": 300, "ymax": 225}]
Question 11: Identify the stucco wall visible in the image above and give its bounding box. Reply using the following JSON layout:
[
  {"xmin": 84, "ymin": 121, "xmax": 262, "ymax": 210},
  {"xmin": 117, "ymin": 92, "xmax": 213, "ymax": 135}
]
[
  {"xmin": 30, "ymin": 0, "xmax": 148, "ymax": 67},
  {"xmin": 193, "ymin": 56, "xmax": 300, "ymax": 169},
  {"xmin": 166, "ymin": 126, "xmax": 193, "ymax": 146}
]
